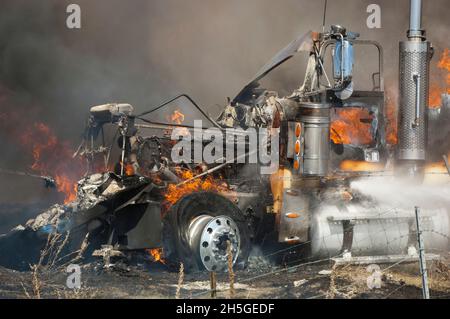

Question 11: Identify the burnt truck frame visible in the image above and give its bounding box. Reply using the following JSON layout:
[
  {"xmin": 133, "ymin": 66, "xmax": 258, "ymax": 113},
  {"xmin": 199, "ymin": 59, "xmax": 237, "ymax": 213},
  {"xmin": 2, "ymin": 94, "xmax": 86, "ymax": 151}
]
[{"xmin": 58, "ymin": 27, "xmax": 395, "ymax": 272}]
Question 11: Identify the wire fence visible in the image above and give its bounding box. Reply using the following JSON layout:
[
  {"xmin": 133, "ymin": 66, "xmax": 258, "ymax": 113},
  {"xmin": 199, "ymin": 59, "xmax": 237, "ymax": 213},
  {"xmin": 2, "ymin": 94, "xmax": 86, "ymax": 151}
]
[{"xmin": 182, "ymin": 205, "xmax": 450, "ymax": 299}]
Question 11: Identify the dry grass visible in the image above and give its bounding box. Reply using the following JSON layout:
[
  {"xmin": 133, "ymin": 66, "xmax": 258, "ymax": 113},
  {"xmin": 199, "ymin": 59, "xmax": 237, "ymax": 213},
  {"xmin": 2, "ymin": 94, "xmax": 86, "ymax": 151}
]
[
  {"xmin": 28, "ymin": 233, "xmax": 60, "ymax": 298},
  {"xmin": 210, "ymin": 271, "xmax": 217, "ymax": 298},
  {"xmin": 387, "ymin": 259, "xmax": 450, "ymax": 293},
  {"xmin": 326, "ymin": 262, "xmax": 338, "ymax": 299},
  {"xmin": 322, "ymin": 258, "xmax": 450, "ymax": 298},
  {"xmin": 175, "ymin": 262, "xmax": 184, "ymax": 299},
  {"xmin": 50, "ymin": 231, "xmax": 70, "ymax": 268},
  {"xmin": 20, "ymin": 281, "xmax": 31, "ymax": 299},
  {"xmin": 57, "ymin": 287, "xmax": 101, "ymax": 299},
  {"xmin": 30, "ymin": 264, "xmax": 42, "ymax": 298},
  {"xmin": 227, "ymin": 240, "xmax": 235, "ymax": 299},
  {"xmin": 25, "ymin": 231, "xmax": 91, "ymax": 299}
]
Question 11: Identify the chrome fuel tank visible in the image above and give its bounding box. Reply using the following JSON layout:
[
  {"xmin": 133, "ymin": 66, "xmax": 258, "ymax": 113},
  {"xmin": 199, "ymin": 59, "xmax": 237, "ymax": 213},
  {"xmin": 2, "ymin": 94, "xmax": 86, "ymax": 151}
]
[{"xmin": 310, "ymin": 204, "xmax": 449, "ymax": 258}]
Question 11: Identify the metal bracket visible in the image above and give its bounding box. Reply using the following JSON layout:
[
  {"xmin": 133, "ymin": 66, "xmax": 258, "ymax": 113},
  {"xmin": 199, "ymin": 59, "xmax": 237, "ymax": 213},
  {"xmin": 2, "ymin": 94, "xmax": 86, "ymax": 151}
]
[{"xmin": 412, "ymin": 73, "xmax": 421, "ymax": 127}]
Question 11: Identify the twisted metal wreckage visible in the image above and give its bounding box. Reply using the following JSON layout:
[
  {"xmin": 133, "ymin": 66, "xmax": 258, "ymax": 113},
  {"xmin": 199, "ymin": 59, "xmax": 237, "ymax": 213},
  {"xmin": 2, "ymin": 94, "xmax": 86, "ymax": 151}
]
[{"xmin": 0, "ymin": 0, "xmax": 449, "ymax": 273}]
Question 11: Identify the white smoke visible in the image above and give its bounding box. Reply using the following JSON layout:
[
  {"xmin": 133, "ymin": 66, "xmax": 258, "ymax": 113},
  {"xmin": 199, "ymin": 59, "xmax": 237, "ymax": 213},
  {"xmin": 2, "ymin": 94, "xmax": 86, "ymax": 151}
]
[{"xmin": 350, "ymin": 176, "xmax": 450, "ymax": 210}]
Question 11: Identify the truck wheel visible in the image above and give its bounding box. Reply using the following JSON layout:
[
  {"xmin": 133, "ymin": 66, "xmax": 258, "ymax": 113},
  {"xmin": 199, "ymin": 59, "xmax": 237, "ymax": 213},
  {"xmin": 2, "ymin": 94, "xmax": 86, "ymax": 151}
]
[{"xmin": 162, "ymin": 192, "xmax": 251, "ymax": 272}]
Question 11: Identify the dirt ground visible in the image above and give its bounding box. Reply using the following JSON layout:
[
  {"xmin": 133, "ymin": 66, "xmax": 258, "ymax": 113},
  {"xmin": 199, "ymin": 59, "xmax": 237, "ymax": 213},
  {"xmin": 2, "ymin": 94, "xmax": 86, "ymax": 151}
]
[{"xmin": 1, "ymin": 252, "xmax": 450, "ymax": 299}]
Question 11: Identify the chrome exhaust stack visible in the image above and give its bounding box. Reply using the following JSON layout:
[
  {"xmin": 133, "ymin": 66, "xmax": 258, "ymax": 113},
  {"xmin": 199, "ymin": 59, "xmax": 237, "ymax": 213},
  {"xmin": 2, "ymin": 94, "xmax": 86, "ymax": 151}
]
[{"xmin": 397, "ymin": 0, "xmax": 433, "ymax": 181}]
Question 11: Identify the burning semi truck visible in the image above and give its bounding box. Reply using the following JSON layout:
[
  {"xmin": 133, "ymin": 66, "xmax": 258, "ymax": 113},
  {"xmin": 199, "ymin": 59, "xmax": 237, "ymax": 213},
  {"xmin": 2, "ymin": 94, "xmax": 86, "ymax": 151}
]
[{"xmin": 0, "ymin": 0, "xmax": 449, "ymax": 272}]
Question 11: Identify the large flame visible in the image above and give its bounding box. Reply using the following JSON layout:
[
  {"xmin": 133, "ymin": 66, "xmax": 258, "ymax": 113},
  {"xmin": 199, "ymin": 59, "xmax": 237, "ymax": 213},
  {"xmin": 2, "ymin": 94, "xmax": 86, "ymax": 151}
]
[
  {"xmin": 164, "ymin": 169, "xmax": 229, "ymax": 206},
  {"xmin": 429, "ymin": 48, "xmax": 450, "ymax": 108},
  {"xmin": 19, "ymin": 122, "xmax": 84, "ymax": 203},
  {"xmin": 0, "ymin": 86, "xmax": 84, "ymax": 204},
  {"xmin": 331, "ymin": 108, "xmax": 374, "ymax": 145},
  {"xmin": 438, "ymin": 48, "xmax": 450, "ymax": 87}
]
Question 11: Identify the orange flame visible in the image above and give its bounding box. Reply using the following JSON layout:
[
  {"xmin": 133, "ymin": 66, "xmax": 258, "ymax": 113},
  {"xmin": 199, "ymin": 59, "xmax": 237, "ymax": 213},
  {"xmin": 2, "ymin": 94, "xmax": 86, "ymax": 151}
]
[
  {"xmin": 125, "ymin": 164, "xmax": 134, "ymax": 176},
  {"xmin": 385, "ymin": 93, "xmax": 398, "ymax": 145},
  {"xmin": 425, "ymin": 151, "xmax": 450, "ymax": 174},
  {"xmin": 438, "ymin": 48, "xmax": 450, "ymax": 85},
  {"xmin": 55, "ymin": 175, "xmax": 78, "ymax": 203},
  {"xmin": 340, "ymin": 160, "xmax": 384, "ymax": 172},
  {"xmin": 19, "ymin": 122, "xmax": 84, "ymax": 203},
  {"xmin": 429, "ymin": 83, "xmax": 444, "ymax": 108},
  {"xmin": 168, "ymin": 109, "xmax": 185, "ymax": 124},
  {"xmin": 0, "ymin": 87, "xmax": 126, "ymax": 204},
  {"xmin": 425, "ymin": 162, "xmax": 448, "ymax": 174},
  {"xmin": 429, "ymin": 48, "xmax": 450, "ymax": 108},
  {"xmin": 167, "ymin": 109, "xmax": 189, "ymax": 136},
  {"xmin": 0, "ymin": 87, "xmax": 84, "ymax": 204},
  {"xmin": 147, "ymin": 248, "xmax": 165, "ymax": 264},
  {"xmin": 120, "ymin": 161, "xmax": 135, "ymax": 176},
  {"xmin": 164, "ymin": 169, "xmax": 229, "ymax": 206},
  {"xmin": 331, "ymin": 108, "xmax": 373, "ymax": 145}
]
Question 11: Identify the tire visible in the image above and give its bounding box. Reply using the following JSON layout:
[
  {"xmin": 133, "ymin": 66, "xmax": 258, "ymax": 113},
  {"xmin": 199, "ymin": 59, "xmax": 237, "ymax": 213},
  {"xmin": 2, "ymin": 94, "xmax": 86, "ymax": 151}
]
[{"xmin": 162, "ymin": 192, "xmax": 251, "ymax": 272}]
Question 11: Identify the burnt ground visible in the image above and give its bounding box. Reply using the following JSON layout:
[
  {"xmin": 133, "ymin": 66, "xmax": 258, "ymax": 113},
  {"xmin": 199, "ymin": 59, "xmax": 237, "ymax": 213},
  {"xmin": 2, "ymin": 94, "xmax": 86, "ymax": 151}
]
[{"xmin": 1, "ymin": 252, "xmax": 450, "ymax": 299}]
